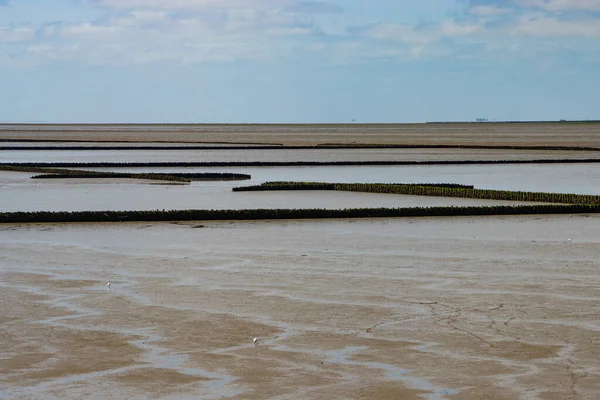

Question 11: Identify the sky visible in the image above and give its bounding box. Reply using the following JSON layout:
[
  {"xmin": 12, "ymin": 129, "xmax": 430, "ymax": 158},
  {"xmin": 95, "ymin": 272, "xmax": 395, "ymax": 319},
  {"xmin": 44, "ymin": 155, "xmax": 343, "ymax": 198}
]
[{"xmin": 1, "ymin": 0, "xmax": 599, "ymax": 123}]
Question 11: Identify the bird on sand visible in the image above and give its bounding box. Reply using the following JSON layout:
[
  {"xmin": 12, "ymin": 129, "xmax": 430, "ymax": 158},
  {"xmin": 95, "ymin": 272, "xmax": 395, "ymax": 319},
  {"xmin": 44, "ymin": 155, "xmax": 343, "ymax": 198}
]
[
  {"xmin": 253, "ymin": 338, "xmax": 258, "ymax": 346},
  {"xmin": 107, "ymin": 282, "xmax": 111, "ymax": 290}
]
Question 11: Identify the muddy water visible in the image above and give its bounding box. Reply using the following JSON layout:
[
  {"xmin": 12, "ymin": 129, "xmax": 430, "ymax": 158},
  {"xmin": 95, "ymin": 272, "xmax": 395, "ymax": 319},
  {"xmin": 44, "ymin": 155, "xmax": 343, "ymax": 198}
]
[
  {"xmin": 2, "ymin": 148, "xmax": 600, "ymax": 164},
  {"xmin": 1, "ymin": 216, "xmax": 600, "ymax": 399}
]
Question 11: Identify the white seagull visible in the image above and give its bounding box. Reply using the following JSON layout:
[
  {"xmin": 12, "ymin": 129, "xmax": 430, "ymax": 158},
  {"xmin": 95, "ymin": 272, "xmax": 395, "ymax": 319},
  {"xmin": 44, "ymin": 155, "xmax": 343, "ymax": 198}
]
[
  {"xmin": 107, "ymin": 282, "xmax": 111, "ymax": 290},
  {"xmin": 253, "ymin": 337, "xmax": 258, "ymax": 346}
]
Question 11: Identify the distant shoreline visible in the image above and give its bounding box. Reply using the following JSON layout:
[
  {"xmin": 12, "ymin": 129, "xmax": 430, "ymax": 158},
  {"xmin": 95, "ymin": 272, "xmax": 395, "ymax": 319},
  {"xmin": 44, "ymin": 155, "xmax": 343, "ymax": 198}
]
[{"xmin": 1, "ymin": 120, "xmax": 600, "ymax": 126}]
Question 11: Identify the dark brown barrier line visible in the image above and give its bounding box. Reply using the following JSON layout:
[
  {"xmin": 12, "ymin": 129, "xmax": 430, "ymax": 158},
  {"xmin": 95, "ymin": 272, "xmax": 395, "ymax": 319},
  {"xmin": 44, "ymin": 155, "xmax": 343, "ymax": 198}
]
[
  {"xmin": 234, "ymin": 182, "xmax": 475, "ymax": 191},
  {"xmin": 31, "ymin": 172, "xmax": 250, "ymax": 181},
  {"xmin": 233, "ymin": 182, "xmax": 600, "ymax": 205},
  {"xmin": 1, "ymin": 204, "xmax": 600, "ymax": 224},
  {"xmin": 0, "ymin": 165, "xmax": 251, "ymax": 182},
  {"xmin": 0, "ymin": 165, "xmax": 189, "ymax": 183}
]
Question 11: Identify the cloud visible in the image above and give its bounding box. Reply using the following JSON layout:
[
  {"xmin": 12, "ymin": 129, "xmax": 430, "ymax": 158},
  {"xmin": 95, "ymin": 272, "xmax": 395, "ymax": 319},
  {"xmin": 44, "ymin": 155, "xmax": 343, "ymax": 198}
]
[
  {"xmin": 349, "ymin": 2, "xmax": 600, "ymax": 65},
  {"xmin": 9, "ymin": 0, "xmax": 335, "ymax": 66},
  {"xmin": 358, "ymin": 20, "xmax": 483, "ymax": 46},
  {"xmin": 48, "ymin": 23, "xmax": 123, "ymax": 40},
  {"xmin": 0, "ymin": 27, "xmax": 34, "ymax": 43},
  {"xmin": 515, "ymin": 0, "xmax": 600, "ymax": 11},
  {"xmin": 512, "ymin": 15, "xmax": 600, "ymax": 38},
  {"xmin": 468, "ymin": 0, "xmax": 600, "ymax": 13},
  {"xmin": 3, "ymin": 0, "xmax": 600, "ymax": 67},
  {"xmin": 5, "ymin": 0, "xmax": 342, "ymax": 65},
  {"xmin": 82, "ymin": 0, "xmax": 326, "ymax": 12},
  {"xmin": 75, "ymin": 0, "xmax": 340, "ymax": 39},
  {"xmin": 469, "ymin": 5, "xmax": 512, "ymax": 16},
  {"xmin": 285, "ymin": 1, "xmax": 342, "ymax": 14}
]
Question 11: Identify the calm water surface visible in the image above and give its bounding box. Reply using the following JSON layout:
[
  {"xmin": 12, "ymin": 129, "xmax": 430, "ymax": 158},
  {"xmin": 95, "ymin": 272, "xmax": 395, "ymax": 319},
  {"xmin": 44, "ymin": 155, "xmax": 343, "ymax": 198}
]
[
  {"xmin": 2, "ymin": 148, "xmax": 599, "ymax": 163},
  {"xmin": 1, "ymin": 148, "xmax": 599, "ymax": 212},
  {"xmin": 89, "ymin": 164, "xmax": 600, "ymax": 195}
]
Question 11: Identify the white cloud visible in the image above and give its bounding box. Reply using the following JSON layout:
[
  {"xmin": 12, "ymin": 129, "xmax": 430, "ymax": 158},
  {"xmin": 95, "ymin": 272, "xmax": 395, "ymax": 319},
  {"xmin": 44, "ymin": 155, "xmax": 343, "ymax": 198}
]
[
  {"xmin": 516, "ymin": 0, "xmax": 600, "ymax": 11},
  {"xmin": 15, "ymin": 0, "xmax": 329, "ymax": 65},
  {"xmin": 361, "ymin": 20, "xmax": 482, "ymax": 46},
  {"xmin": 439, "ymin": 20, "xmax": 482, "ymax": 36},
  {"xmin": 0, "ymin": 27, "xmax": 34, "ymax": 42},
  {"xmin": 84, "ymin": 0, "xmax": 302, "ymax": 11},
  {"xmin": 56, "ymin": 23, "xmax": 123, "ymax": 39},
  {"xmin": 112, "ymin": 10, "xmax": 169, "ymax": 27},
  {"xmin": 78, "ymin": 0, "xmax": 326, "ymax": 39},
  {"xmin": 353, "ymin": 7, "xmax": 600, "ymax": 63},
  {"xmin": 362, "ymin": 23, "xmax": 432, "ymax": 45},
  {"xmin": 513, "ymin": 15, "xmax": 600, "ymax": 38},
  {"xmin": 469, "ymin": 6, "xmax": 512, "ymax": 16},
  {"xmin": 4, "ymin": 0, "xmax": 600, "ymax": 67}
]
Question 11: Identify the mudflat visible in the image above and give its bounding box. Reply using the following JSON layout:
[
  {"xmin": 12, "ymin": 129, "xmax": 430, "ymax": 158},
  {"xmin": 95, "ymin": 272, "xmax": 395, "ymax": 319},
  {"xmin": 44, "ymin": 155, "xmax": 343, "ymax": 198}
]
[
  {"xmin": 2, "ymin": 123, "xmax": 599, "ymax": 399},
  {"xmin": 2, "ymin": 217, "xmax": 599, "ymax": 399},
  {"xmin": 2, "ymin": 122, "xmax": 600, "ymax": 146}
]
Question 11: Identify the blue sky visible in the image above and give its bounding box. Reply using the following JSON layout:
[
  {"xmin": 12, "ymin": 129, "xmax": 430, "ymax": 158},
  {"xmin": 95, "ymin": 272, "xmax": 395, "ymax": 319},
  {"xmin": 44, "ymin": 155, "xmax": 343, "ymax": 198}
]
[{"xmin": 1, "ymin": 0, "xmax": 599, "ymax": 123}]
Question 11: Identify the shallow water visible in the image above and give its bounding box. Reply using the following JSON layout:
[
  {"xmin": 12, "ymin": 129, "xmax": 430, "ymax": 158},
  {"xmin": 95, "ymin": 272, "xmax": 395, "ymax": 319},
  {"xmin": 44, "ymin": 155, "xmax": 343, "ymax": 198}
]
[
  {"xmin": 2, "ymin": 160, "xmax": 597, "ymax": 212},
  {"xmin": 90, "ymin": 163, "xmax": 600, "ymax": 194},
  {"xmin": 0, "ymin": 171, "xmax": 536, "ymax": 212},
  {"xmin": 2, "ymin": 147, "xmax": 600, "ymax": 164}
]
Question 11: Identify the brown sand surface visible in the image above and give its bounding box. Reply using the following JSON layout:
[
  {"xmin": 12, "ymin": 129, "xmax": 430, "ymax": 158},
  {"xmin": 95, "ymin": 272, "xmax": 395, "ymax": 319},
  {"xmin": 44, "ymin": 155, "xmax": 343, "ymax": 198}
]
[
  {"xmin": 2, "ymin": 123, "xmax": 600, "ymax": 146},
  {"xmin": 2, "ymin": 216, "xmax": 600, "ymax": 399}
]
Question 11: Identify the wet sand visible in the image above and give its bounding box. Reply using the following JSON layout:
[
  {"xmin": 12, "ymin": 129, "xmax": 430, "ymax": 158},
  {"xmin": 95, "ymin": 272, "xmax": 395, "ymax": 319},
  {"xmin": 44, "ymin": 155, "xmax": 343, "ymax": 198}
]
[
  {"xmin": 2, "ymin": 217, "xmax": 600, "ymax": 399},
  {"xmin": 2, "ymin": 123, "xmax": 600, "ymax": 147}
]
